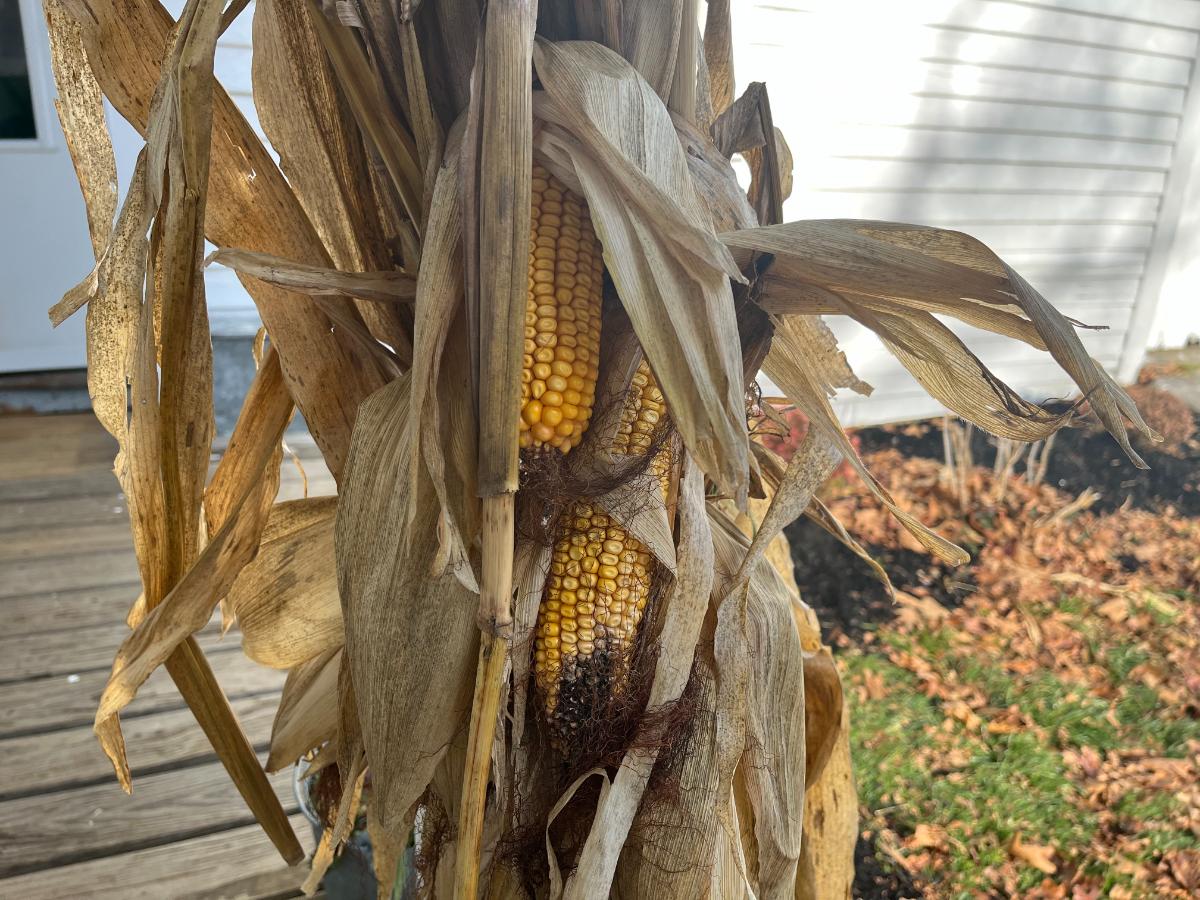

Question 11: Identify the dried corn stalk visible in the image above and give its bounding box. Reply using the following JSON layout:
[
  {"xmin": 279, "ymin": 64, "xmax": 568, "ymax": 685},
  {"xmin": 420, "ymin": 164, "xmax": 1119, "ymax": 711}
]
[{"xmin": 45, "ymin": 0, "xmax": 1158, "ymax": 895}]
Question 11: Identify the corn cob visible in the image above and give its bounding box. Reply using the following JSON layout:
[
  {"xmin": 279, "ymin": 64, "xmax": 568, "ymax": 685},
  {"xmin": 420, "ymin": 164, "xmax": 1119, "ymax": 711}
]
[
  {"xmin": 533, "ymin": 362, "xmax": 670, "ymax": 745},
  {"xmin": 519, "ymin": 163, "xmax": 603, "ymax": 455}
]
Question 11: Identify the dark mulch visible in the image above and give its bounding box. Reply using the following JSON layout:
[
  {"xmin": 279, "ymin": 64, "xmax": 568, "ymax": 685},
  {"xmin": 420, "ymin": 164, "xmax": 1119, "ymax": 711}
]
[
  {"xmin": 790, "ymin": 384, "xmax": 1199, "ymax": 641},
  {"xmin": 785, "ymin": 519, "xmax": 973, "ymax": 642},
  {"xmin": 854, "ymin": 833, "xmax": 922, "ymax": 899},
  {"xmin": 855, "ymin": 387, "xmax": 1199, "ymax": 518}
]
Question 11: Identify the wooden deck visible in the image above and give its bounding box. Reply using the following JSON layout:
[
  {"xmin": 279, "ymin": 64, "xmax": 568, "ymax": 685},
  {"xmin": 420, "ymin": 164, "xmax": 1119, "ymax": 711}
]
[{"xmin": 0, "ymin": 413, "xmax": 336, "ymax": 899}]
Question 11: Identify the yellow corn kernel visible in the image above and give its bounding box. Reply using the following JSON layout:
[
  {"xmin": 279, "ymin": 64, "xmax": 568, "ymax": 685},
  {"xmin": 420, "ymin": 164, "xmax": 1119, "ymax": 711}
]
[
  {"xmin": 533, "ymin": 361, "xmax": 672, "ymax": 746},
  {"xmin": 518, "ymin": 163, "xmax": 604, "ymax": 455}
]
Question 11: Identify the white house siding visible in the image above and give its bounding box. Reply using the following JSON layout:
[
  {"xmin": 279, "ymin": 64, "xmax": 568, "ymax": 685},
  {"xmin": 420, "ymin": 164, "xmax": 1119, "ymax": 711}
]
[
  {"xmin": 7, "ymin": 0, "xmax": 1200, "ymax": 421},
  {"xmin": 733, "ymin": 0, "xmax": 1200, "ymax": 426}
]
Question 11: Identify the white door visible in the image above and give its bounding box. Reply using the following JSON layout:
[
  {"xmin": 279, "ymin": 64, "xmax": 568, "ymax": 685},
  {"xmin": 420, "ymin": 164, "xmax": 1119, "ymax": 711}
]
[{"xmin": 0, "ymin": 0, "xmax": 94, "ymax": 373}]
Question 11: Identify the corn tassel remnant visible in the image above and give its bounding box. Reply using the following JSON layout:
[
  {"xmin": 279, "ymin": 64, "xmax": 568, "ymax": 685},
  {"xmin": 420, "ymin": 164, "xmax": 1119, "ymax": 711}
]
[
  {"xmin": 519, "ymin": 163, "xmax": 603, "ymax": 455},
  {"xmin": 534, "ymin": 362, "xmax": 670, "ymax": 746}
]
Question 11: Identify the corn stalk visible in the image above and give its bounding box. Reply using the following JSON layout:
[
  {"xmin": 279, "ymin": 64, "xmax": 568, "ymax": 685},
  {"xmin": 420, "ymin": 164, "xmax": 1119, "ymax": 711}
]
[{"xmin": 44, "ymin": 0, "xmax": 1159, "ymax": 896}]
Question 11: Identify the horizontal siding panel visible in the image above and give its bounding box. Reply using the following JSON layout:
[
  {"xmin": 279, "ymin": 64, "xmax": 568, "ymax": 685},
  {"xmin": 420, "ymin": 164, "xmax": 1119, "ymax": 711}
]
[
  {"xmin": 933, "ymin": 2, "xmax": 1198, "ymax": 57},
  {"xmin": 1000, "ymin": 249, "xmax": 1147, "ymax": 268},
  {"xmin": 797, "ymin": 159, "xmax": 1167, "ymax": 194},
  {"xmin": 740, "ymin": 14, "xmax": 1191, "ymax": 112},
  {"xmin": 765, "ymin": 1, "xmax": 1200, "ymax": 55},
  {"xmin": 1045, "ymin": 0, "xmax": 1200, "ymax": 30},
  {"xmin": 916, "ymin": 63, "xmax": 1187, "ymax": 113},
  {"xmin": 925, "ymin": 27, "xmax": 1193, "ymax": 83},
  {"xmin": 867, "ymin": 96, "xmax": 1180, "ymax": 141},
  {"xmin": 816, "ymin": 123, "xmax": 1173, "ymax": 168},
  {"xmin": 791, "ymin": 190, "xmax": 1160, "ymax": 222}
]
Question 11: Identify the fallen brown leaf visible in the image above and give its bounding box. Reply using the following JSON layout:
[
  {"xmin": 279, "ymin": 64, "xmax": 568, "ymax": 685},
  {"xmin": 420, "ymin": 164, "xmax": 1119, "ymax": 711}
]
[{"xmin": 1009, "ymin": 833, "xmax": 1057, "ymax": 874}]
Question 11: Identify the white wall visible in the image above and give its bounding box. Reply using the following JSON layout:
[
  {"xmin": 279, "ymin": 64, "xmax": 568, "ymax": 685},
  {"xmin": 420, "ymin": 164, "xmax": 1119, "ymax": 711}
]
[{"xmin": 733, "ymin": 0, "xmax": 1200, "ymax": 425}]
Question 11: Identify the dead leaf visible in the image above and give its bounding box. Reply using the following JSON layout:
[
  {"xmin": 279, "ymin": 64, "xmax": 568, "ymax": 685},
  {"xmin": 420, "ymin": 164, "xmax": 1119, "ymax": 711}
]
[{"xmin": 1009, "ymin": 834, "xmax": 1057, "ymax": 874}]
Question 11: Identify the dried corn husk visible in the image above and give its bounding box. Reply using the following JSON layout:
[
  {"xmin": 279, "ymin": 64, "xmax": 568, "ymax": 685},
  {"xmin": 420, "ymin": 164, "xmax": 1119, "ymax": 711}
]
[{"xmin": 47, "ymin": 0, "xmax": 1158, "ymax": 890}]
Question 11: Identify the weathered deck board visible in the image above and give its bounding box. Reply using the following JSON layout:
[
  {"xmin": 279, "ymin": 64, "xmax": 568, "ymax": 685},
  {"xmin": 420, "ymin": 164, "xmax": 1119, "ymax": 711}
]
[
  {"xmin": 0, "ymin": 548, "xmax": 143, "ymax": 599},
  {"xmin": 1, "ymin": 694, "xmax": 279, "ymax": 798},
  {"xmin": 0, "ymin": 413, "xmax": 333, "ymax": 895},
  {"xmin": 0, "ymin": 619, "xmax": 236, "ymax": 682},
  {"xmin": 0, "ymin": 816, "xmax": 313, "ymax": 900},
  {"xmin": 0, "ymin": 519, "xmax": 140, "ymax": 562},
  {"xmin": 0, "ymin": 758, "xmax": 299, "ymax": 876},
  {"xmin": 7, "ymin": 582, "xmax": 141, "ymax": 636},
  {"xmin": 0, "ymin": 650, "xmax": 285, "ymax": 738}
]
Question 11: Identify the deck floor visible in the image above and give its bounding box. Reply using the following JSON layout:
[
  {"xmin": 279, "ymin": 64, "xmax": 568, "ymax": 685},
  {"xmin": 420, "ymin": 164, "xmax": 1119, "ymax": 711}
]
[{"xmin": 0, "ymin": 413, "xmax": 335, "ymax": 899}]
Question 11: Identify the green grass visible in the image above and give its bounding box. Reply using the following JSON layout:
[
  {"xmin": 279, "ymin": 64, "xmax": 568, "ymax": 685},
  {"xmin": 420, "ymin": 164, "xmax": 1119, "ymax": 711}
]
[{"xmin": 845, "ymin": 593, "xmax": 1200, "ymax": 896}]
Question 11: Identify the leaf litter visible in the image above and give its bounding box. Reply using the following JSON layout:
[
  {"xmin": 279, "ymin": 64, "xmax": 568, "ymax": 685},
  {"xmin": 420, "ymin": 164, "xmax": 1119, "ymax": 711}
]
[{"xmin": 776, "ymin": 374, "xmax": 1200, "ymax": 897}]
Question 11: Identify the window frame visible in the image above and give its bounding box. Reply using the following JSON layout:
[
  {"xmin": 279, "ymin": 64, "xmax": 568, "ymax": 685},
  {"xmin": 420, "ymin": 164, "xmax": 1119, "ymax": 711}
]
[{"xmin": 0, "ymin": 0, "xmax": 61, "ymax": 152}]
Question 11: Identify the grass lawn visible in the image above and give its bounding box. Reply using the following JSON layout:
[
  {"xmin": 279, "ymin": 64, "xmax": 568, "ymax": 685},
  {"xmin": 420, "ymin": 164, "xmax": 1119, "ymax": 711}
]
[{"xmin": 844, "ymin": 589, "xmax": 1200, "ymax": 897}]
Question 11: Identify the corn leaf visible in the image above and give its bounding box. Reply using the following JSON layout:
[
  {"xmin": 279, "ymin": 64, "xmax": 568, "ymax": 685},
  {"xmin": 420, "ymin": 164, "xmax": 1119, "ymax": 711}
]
[
  {"xmin": 206, "ymin": 248, "xmax": 415, "ymax": 304},
  {"xmin": 843, "ymin": 303, "xmax": 1073, "ymax": 441},
  {"xmin": 765, "ymin": 314, "xmax": 969, "ymax": 564},
  {"xmin": 229, "ymin": 497, "xmax": 343, "ymax": 669},
  {"xmin": 252, "ymin": 0, "xmax": 414, "ymax": 355},
  {"xmin": 725, "ymin": 220, "xmax": 1159, "ymax": 465},
  {"xmin": 268, "ymin": 647, "xmax": 341, "ymax": 773},
  {"xmin": 65, "ymin": 0, "xmax": 385, "ymax": 478},
  {"xmin": 464, "ymin": 0, "xmax": 537, "ymax": 496},
  {"xmin": 702, "ymin": 0, "xmax": 734, "ymax": 118},
  {"xmin": 43, "ymin": 0, "xmax": 116, "ymax": 263},
  {"xmin": 336, "ymin": 374, "xmax": 480, "ymax": 831},
  {"xmin": 205, "ymin": 348, "xmax": 292, "ymax": 535}
]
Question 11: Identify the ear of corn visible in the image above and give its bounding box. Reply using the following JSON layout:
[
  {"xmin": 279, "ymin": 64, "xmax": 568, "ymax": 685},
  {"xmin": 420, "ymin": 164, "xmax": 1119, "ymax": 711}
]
[
  {"xmin": 519, "ymin": 163, "xmax": 603, "ymax": 455},
  {"xmin": 533, "ymin": 361, "xmax": 670, "ymax": 746}
]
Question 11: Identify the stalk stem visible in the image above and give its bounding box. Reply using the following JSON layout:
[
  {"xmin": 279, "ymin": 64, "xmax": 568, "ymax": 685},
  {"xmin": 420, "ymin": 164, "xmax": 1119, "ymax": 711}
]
[{"xmin": 454, "ymin": 493, "xmax": 515, "ymax": 898}]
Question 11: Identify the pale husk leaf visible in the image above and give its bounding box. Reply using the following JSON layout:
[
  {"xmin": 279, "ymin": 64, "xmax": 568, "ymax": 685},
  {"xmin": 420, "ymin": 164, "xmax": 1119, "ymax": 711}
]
[
  {"xmin": 267, "ymin": 647, "xmax": 341, "ymax": 773},
  {"xmin": 533, "ymin": 38, "xmax": 749, "ymax": 502},
  {"xmin": 229, "ymin": 497, "xmax": 343, "ymax": 669},
  {"xmin": 620, "ymin": 0, "xmax": 682, "ymax": 101},
  {"xmin": 711, "ymin": 510, "xmax": 808, "ymax": 899},
  {"xmin": 336, "ymin": 373, "xmax": 481, "ymax": 831},
  {"xmin": 614, "ymin": 663, "xmax": 720, "ymax": 900},
  {"xmin": 207, "ymin": 247, "xmax": 415, "ymax": 304},
  {"xmin": 795, "ymin": 702, "xmax": 858, "ymax": 900}
]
